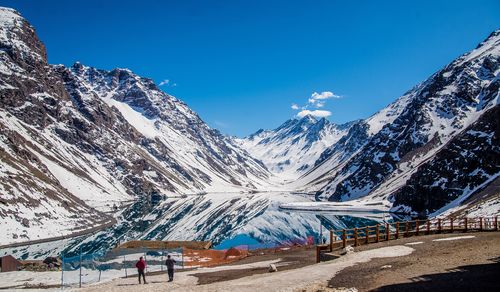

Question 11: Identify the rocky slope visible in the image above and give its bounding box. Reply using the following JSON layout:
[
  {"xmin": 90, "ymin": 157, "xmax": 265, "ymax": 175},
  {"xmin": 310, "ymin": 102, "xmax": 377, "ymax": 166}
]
[
  {"xmin": 308, "ymin": 30, "xmax": 500, "ymax": 216},
  {"xmin": 0, "ymin": 7, "xmax": 270, "ymax": 245}
]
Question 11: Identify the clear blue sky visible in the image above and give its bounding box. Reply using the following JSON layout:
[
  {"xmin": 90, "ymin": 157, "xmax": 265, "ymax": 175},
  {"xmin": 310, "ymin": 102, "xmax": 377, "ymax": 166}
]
[{"xmin": 1, "ymin": 0, "xmax": 499, "ymax": 136}]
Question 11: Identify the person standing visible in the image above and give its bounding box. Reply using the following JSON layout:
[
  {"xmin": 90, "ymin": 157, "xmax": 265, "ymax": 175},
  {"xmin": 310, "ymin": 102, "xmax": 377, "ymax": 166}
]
[
  {"xmin": 165, "ymin": 255, "xmax": 176, "ymax": 282},
  {"xmin": 135, "ymin": 256, "xmax": 147, "ymax": 284}
]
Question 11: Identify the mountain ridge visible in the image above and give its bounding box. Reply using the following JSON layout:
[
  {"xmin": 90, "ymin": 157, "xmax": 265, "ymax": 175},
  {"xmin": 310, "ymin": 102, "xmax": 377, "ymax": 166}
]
[
  {"xmin": 0, "ymin": 7, "xmax": 271, "ymax": 245},
  {"xmin": 235, "ymin": 114, "xmax": 355, "ymax": 179}
]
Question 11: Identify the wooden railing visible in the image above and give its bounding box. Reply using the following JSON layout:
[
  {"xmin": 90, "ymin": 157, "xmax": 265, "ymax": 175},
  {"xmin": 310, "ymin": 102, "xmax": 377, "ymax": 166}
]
[{"xmin": 316, "ymin": 216, "xmax": 499, "ymax": 263}]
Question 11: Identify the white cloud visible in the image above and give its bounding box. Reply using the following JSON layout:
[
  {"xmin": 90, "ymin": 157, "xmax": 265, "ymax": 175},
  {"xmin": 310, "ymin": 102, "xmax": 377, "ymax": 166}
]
[
  {"xmin": 308, "ymin": 91, "xmax": 340, "ymax": 106},
  {"xmin": 296, "ymin": 109, "xmax": 331, "ymax": 118},
  {"xmin": 159, "ymin": 79, "xmax": 177, "ymax": 87},
  {"xmin": 315, "ymin": 101, "xmax": 326, "ymax": 108},
  {"xmin": 291, "ymin": 90, "xmax": 341, "ymax": 114}
]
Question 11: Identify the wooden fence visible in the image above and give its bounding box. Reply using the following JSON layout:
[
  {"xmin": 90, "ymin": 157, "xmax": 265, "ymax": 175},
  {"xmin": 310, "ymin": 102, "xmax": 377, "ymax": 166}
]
[{"xmin": 316, "ymin": 216, "xmax": 499, "ymax": 263}]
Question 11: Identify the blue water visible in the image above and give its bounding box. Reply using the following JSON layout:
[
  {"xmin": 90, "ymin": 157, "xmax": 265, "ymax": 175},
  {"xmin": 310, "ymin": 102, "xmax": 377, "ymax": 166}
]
[{"xmin": 214, "ymin": 234, "xmax": 260, "ymax": 250}]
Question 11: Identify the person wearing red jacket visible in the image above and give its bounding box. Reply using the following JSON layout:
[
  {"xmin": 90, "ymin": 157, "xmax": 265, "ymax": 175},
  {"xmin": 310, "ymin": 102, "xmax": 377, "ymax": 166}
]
[{"xmin": 135, "ymin": 256, "xmax": 147, "ymax": 284}]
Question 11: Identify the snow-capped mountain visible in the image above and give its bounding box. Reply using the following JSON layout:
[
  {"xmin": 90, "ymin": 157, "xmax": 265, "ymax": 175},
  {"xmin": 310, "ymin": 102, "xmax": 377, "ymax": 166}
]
[
  {"xmin": 0, "ymin": 7, "xmax": 270, "ymax": 245},
  {"xmin": 307, "ymin": 29, "xmax": 500, "ymax": 216},
  {"xmin": 1, "ymin": 4, "xmax": 498, "ymax": 249},
  {"xmin": 235, "ymin": 115, "xmax": 354, "ymax": 179}
]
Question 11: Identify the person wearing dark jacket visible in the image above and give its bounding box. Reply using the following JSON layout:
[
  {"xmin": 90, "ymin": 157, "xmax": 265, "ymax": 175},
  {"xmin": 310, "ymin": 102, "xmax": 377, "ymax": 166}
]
[
  {"xmin": 135, "ymin": 256, "xmax": 147, "ymax": 284},
  {"xmin": 165, "ymin": 255, "xmax": 176, "ymax": 282}
]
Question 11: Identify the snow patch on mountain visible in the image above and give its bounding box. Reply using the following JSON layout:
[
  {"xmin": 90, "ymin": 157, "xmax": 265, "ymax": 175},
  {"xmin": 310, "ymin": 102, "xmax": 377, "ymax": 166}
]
[{"xmin": 236, "ymin": 115, "xmax": 353, "ymax": 180}]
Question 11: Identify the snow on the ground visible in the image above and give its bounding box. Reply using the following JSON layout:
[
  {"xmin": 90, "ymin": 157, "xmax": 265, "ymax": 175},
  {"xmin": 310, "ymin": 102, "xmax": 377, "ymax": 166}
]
[
  {"xmin": 430, "ymin": 173, "xmax": 500, "ymax": 218},
  {"xmin": 405, "ymin": 241, "xmax": 424, "ymax": 245},
  {"xmin": 432, "ymin": 236, "xmax": 476, "ymax": 242},
  {"xmin": 0, "ymin": 270, "xmax": 61, "ymax": 290},
  {"xmin": 75, "ymin": 245, "xmax": 414, "ymax": 292},
  {"xmin": 0, "ymin": 259, "xmax": 283, "ymax": 290}
]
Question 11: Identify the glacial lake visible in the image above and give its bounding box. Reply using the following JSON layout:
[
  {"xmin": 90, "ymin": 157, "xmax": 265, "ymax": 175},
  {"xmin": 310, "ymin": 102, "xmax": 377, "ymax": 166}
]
[{"xmin": 1, "ymin": 192, "xmax": 415, "ymax": 260}]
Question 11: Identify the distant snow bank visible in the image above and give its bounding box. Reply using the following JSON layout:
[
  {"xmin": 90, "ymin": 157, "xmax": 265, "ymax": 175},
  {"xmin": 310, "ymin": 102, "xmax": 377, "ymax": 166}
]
[{"xmin": 279, "ymin": 200, "xmax": 389, "ymax": 213}]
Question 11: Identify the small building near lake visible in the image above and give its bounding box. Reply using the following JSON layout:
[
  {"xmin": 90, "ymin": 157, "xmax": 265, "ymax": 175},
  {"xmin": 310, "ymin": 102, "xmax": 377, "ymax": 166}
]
[{"xmin": 0, "ymin": 255, "xmax": 21, "ymax": 272}]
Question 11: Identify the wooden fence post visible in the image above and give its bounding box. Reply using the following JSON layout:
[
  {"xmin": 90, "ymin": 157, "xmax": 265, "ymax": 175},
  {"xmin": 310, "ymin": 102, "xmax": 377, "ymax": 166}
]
[
  {"xmin": 329, "ymin": 230, "xmax": 334, "ymax": 252},
  {"xmin": 438, "ymin": 218, "xmax": 442, "ymax": 233},
  {"xmin": 426, "ymin": 220, "xmax": 430, "ymax": 235},
  {"xmin": 395, "ymin": 222, "xmax": 400, "ymax": 239},
  {"xmin": 386, "ymin": 223, "xmax": 390, "ymax": 241},
  {"xmin": 354, "ymin": 228, "xmax": 358, "ymax": 246},
  {"xmin": 479, "ymin": 218, "xmax": 483, "ymax": 231},
  {"xmin": 495, "ymin": 216, "xmax": 498, "ymax": 231},
  {"xmin": 365, "ymin": 227, "xmax": 369, "ymax": 244},
  {"xmin": 376, "ymin": 224, "xmax": 380, "ymax": 242},
  {"xmin": 450, "ymin": 218, "xmax": 454, "ymax": 233},
  {"xmin": 464, "ymin": 218, "xmax": 468, "ymax": 232},
  {"xmin": 416, "ymin": 221, "xmax": 419, "ymax": 236},
  {"xmin": 316, "ymin": 245, "xmax": 321, "ymax": 263},
  {"xmin": 342, "ymin": 229, "xmax": 346, "ymax": 248},
  {"xmin": 405, "ymin": 222, "xmax": 409, "ymax": 237}
]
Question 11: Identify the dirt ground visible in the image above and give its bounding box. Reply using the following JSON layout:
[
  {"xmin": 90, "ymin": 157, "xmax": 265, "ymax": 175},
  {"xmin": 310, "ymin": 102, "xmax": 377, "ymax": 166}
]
[
  {"xmin": 326, "ymin": 231, "xmax": 500, "ymax": 291},
  {"xmin": 191, "ymin": 232, "xmax": 500, "ymax": 291},
  {"xmin": 74, "ymin": 232, "xmax": 500, "ymax": 291},
  {"xmin": 193, "ymin": 245, "xmax": 316, "ymax": 284}
]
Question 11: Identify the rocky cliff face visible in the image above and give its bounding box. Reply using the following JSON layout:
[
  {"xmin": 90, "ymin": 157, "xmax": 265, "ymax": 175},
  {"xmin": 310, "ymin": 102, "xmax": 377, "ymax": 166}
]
[
  {"xmin": 391, "ymin": 105, "xmax": 499, "ymax": 214},
  {"xmin": 0, "ymin": 7, "xmax": 270, "ymax": 245},
  {"xmin": 310, "ymin": 30, "xmax": 500, "ymax": 215}
]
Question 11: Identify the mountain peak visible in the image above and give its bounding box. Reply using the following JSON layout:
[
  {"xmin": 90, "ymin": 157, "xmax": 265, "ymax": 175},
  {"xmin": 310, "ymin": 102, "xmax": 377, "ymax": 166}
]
[
  {"xmin": 0, "ymin": 6, "xmax": 20, "ymax": 16},
  {"xmin": 0, "ymin": 6, "xmax": 47, "ymax": 63},
  {"xmin": 298, "ymin": 114, "xmax": 318, "ymax": 122}
]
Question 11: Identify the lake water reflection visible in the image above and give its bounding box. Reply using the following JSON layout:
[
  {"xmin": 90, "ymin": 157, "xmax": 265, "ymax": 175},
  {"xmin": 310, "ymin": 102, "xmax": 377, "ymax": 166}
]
[{"xmin": 1, "ymin": 192, "xmax": 416, "ymax": 259}]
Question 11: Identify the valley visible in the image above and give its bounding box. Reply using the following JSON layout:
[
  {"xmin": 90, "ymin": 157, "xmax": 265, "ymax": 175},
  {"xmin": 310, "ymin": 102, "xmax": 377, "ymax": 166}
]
[{"xmin": 0, "ymin": 5, "xmax": 498, "ymax": 260}]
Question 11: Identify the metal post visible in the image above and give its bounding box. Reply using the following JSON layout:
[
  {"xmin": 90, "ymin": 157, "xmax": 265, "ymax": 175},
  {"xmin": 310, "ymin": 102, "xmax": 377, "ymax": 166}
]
[
  {"xmin": 61, "ymin": 255, "xmax": 64, "ymax": 290},
  {"xmin": 479, "ymin": 217, "xmax": 483, "ymax": 231},
  {"xmin": 426, "ymin": 220, "xmax": 430, "ymax": 235},
  {"xmin": 438, "ymin": 218, "xmax": 442, "ymax": 233},
  {"xmin": 495, "ymin": 216, "xmax": 498, "ymax": 231},
  {"xmin": 79, "ymin": 247, "xmax": 82, "ymax": 288},
  {"xmin": 319, "ymin": 223, "xmax": 323, "ymax": 244},
  {"xmin": 450, "ymin": 218, "xmax": 454, "ymax": 233},
  {"xmin": 124, "ymin": 255, "xmax": 128, "ymax": 278}
]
